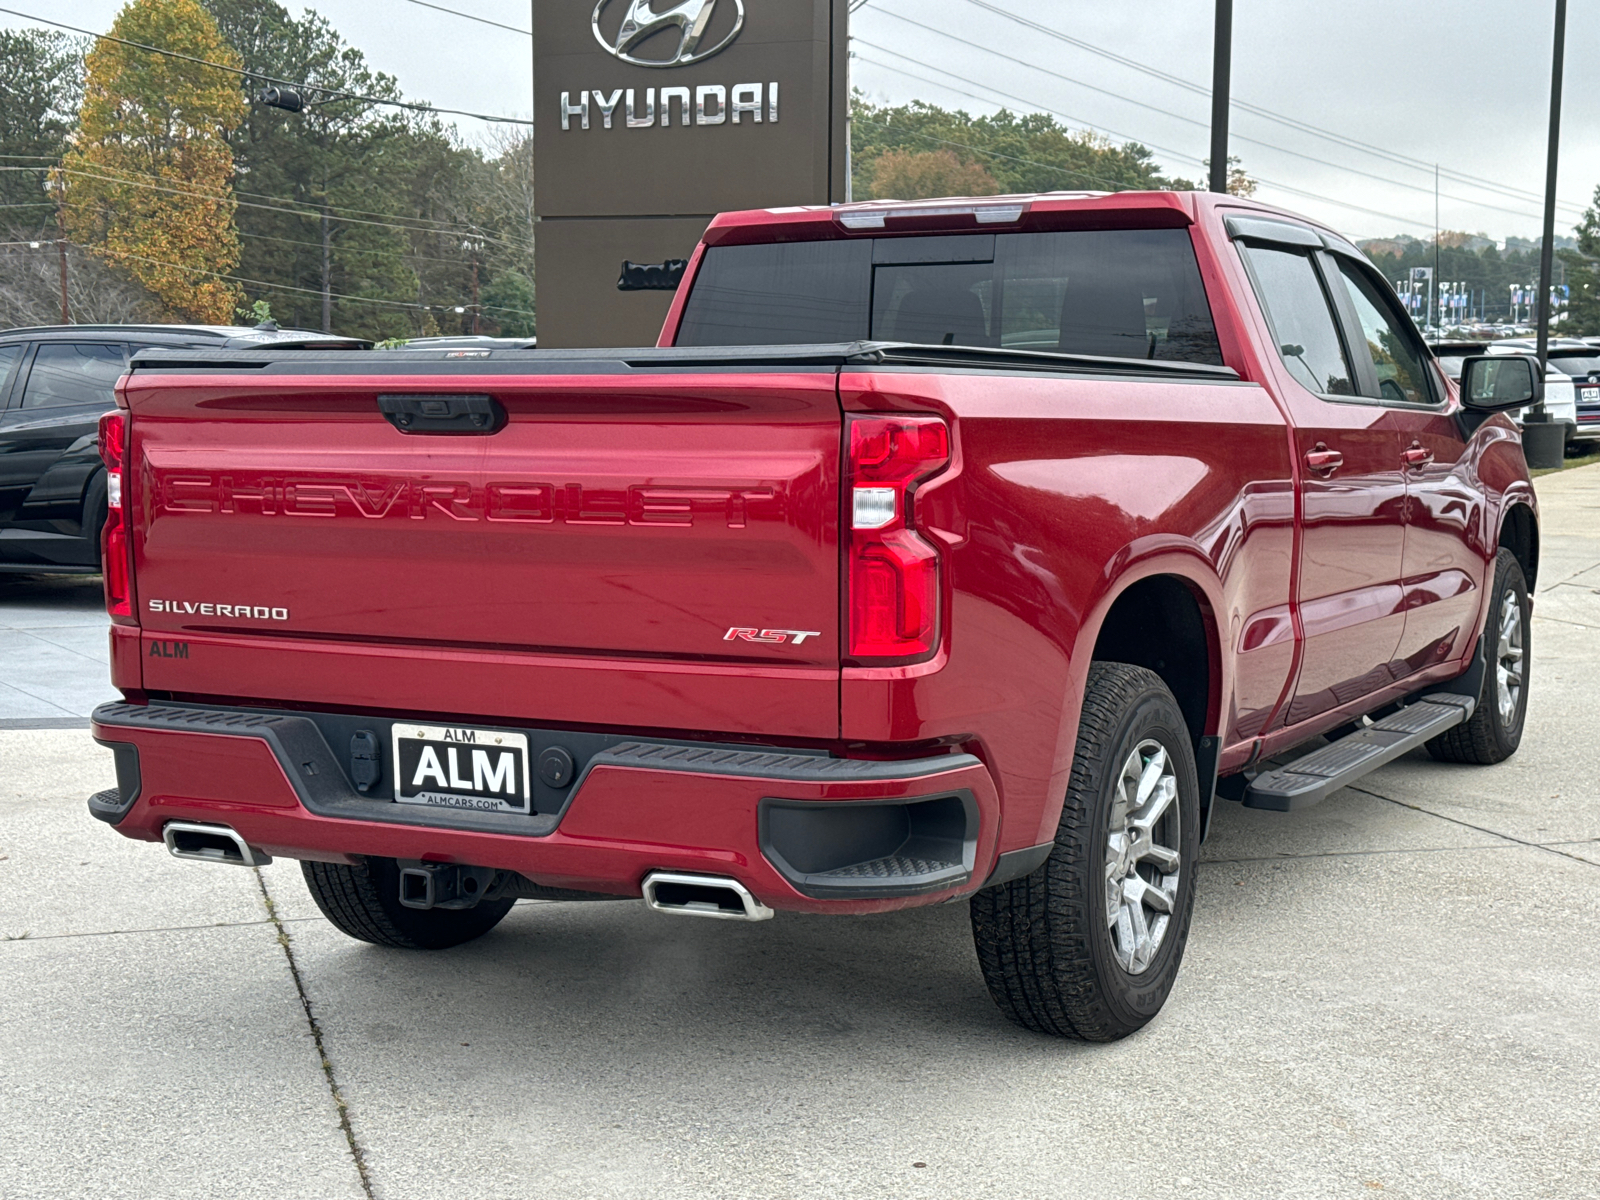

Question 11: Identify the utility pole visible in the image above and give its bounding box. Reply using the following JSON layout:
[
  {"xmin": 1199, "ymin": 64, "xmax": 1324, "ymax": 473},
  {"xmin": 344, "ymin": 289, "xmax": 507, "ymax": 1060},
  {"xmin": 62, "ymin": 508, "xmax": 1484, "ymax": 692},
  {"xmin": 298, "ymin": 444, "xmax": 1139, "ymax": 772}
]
[
  {"xmin": 470, "ymin": 253, "xmax": 480, "ymax": 335},
  {"xmin": 320, "ymin": 206, "xmax": 332, "ymax": 334},
  {"xmin": 1440, "ymin": 164, "xmax": 1452, "ymax": 334},
  {"xmin": 1209, "ymin": 0, "xmax": 1232, "ymax": 194},
  {"xmin": 55, "ymin": 239, "xmax": 70, "ymax": 324}
]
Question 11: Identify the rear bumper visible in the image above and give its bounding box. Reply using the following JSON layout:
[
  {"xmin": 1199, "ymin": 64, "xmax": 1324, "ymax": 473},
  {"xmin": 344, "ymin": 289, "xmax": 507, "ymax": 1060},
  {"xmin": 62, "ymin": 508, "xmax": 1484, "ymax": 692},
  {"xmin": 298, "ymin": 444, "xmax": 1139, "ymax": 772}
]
[{"xmin": 90, "ymin": 702, "xmax": 1008, "ymax": 915}]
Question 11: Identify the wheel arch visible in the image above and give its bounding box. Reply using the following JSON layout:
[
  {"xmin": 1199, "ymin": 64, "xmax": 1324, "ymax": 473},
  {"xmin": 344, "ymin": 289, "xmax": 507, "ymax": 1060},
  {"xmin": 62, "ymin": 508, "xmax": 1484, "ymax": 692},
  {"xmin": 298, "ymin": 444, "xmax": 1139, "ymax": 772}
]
[
  {"xmin": 1498, "ymin": 499, "xmax": 1538, "ymax": 591},
  {"xmin": 1079, "ymin": 555, "xmax": 1226, "ymax": 749}
]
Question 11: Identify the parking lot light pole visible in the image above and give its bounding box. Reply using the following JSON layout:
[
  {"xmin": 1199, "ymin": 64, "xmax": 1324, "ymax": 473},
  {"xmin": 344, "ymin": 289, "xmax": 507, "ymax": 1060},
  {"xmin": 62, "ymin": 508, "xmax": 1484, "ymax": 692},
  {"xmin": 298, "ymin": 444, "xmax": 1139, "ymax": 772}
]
[
  {"xmin": 1534, "ymin": 0, "xmax": 1566, "ymax": 391},
  {"xmin": 1209, "ymin": 0, "xmax": 1232, "ymax": 194}
]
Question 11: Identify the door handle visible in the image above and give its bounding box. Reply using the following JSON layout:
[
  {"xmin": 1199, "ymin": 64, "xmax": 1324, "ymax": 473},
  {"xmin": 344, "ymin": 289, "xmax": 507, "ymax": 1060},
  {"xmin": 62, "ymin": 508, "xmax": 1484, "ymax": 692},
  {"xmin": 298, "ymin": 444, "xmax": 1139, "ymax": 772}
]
[
  {"xmin": 1305, "ymin": 445, "xmax": 1343, "ymax": 474},
  {"xmin": 1402, "ymin": 444, "xmax": 1434, "ymax": 469}
]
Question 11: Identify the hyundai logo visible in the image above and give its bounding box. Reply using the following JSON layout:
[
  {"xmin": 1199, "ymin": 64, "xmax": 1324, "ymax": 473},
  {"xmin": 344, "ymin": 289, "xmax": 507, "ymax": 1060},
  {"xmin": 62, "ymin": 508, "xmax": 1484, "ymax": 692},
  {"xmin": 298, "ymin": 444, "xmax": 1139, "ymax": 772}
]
[{"xmin": 591, "ymin": 0, "xmax": 745, "ymax": 68}]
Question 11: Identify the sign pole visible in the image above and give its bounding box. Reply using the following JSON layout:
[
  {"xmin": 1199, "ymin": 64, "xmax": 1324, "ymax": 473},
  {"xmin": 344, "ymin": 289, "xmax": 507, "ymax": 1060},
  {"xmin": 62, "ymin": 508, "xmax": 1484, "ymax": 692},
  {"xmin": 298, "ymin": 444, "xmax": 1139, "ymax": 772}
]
[{"xmin": 1209, "ymin": 0, "xmax": 1232, "ymax": 194}]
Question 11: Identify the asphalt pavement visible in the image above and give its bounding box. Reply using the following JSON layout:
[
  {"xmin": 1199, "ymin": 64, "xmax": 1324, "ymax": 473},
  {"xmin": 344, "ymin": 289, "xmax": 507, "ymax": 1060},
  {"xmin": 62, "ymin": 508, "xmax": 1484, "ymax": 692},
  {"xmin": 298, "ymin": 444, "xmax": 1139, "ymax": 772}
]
[{"xmin": 2, "ymin": 467, "xmax": 1598, "ymax": 1199}]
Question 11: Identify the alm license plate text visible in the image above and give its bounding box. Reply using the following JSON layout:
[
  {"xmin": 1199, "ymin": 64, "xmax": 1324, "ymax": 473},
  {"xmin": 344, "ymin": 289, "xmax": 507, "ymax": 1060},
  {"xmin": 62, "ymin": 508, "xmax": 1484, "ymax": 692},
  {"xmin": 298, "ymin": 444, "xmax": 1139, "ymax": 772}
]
[{"xmin": 392, "ymin": 724, "xmax": 530, "ymax": 814}]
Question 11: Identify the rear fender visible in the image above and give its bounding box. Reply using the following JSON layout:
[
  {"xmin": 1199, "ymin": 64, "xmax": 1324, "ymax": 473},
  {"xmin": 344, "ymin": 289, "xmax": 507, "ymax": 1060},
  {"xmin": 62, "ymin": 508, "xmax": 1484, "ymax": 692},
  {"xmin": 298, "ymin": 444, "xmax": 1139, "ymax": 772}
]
[{"xmin": 1031, "ymin": 542, "xmax": 1226, "ymax": 848}]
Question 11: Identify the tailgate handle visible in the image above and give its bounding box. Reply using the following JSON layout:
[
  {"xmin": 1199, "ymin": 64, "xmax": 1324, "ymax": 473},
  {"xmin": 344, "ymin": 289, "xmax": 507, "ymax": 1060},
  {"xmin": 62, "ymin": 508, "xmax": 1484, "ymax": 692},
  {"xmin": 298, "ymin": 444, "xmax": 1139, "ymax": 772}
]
[{"xmin": 377, "ymin": 393, "xmax": 505, "ymax": 435}]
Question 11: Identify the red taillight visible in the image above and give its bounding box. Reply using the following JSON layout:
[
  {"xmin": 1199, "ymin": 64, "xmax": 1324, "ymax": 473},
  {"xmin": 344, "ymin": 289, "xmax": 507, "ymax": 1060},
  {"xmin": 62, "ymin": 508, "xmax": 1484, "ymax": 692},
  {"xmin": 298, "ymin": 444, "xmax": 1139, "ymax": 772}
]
[
  {"xmin": 97, "ymin": 410, "xmax": 131, "ymax": 618},
  {"xmin": 846, "ymin": 415, "xmax": 950, "ymax": 663}
]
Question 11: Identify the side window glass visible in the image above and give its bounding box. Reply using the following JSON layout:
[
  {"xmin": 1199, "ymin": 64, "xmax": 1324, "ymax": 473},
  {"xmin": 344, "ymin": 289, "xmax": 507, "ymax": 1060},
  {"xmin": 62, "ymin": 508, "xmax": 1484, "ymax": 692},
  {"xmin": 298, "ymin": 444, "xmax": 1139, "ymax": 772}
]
[
  {"xmin": 1335, "ymin": 261, "xmax": 1434, "ymax": 404},
  {"xmin": 20, "ymin": 343, "xmax": 126, "ymax": 409},
  {"xmin": 1241, "ymin": 245, "xmax": 1355, "ymax": 396},
  {"xmin": 0, "ymin": 344, "xmax": 22, "ymax": 405},
  {"xmin": 992, "ymin": 228, "xmax": 1222, "ymax": 364}
]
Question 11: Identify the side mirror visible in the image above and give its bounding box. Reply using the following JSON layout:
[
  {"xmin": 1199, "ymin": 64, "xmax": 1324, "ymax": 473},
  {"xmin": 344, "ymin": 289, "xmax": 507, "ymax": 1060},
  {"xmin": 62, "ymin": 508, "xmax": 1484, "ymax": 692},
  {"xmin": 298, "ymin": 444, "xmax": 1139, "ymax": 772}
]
[{"xmin": 1459, "ymin": 354, "xmax": 1543, "ymax": 411}]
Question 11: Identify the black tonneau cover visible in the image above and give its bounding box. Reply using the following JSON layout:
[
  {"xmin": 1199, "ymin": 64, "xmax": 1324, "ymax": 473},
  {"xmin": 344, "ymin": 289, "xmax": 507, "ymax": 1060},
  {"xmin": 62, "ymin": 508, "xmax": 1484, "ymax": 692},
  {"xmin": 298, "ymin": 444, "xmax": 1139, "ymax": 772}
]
[{"xmin": 128, "ymin": 341, "xmax": 1241, "ymax": 382}]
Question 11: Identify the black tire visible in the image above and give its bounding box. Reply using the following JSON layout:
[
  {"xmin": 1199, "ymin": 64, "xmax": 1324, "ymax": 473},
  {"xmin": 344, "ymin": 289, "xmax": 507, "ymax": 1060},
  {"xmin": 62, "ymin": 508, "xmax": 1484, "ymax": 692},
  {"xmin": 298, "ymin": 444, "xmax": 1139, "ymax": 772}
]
[
  {"xmin": 1426, "ymin": 548, "xmax": 1530, "ymax": 765},
  {"xmin": 301, "ymin": 857, "xmax": 515, "ymax": 950},
  {"xmin": 82, "ymin": 471, "xmax": 108, "ymax": 572},
  {"xmin": 970, "ymin": 663, "xmax": 1200, "ymax": 1041}
]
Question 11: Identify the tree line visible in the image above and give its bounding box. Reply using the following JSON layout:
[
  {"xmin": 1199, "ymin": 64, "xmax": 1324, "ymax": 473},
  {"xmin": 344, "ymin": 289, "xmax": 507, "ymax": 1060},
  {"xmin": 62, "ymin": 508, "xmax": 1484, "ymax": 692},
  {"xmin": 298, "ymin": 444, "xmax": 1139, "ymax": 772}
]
[{"xmin": 1, "ymin": 0, "xmax": 534, "ymax": 340}]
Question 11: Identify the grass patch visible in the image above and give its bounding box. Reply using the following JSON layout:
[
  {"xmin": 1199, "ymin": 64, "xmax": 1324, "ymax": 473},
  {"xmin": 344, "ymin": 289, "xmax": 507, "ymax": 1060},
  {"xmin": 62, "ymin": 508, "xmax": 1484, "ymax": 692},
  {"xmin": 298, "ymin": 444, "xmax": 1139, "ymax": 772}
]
[{"xmin": 1532, "ymin": 450, "xmax": 1600, "ymax": 478}]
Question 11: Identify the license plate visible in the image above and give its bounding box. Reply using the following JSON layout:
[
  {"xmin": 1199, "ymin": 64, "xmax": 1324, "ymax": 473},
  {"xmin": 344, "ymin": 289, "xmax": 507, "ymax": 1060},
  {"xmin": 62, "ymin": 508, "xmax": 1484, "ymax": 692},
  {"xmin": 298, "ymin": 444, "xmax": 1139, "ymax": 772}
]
[{"xmin": 392, "ymin": 724, "xmax": 530, "ymax": 814}]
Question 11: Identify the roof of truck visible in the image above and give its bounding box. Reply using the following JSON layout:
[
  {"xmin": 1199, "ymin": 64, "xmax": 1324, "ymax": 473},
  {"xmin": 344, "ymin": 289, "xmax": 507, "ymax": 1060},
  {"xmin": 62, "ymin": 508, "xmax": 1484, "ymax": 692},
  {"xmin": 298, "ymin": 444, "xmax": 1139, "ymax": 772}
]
[{"xmin": 701, "ymin": 190, "xmax": 1352, "ymax": 248}]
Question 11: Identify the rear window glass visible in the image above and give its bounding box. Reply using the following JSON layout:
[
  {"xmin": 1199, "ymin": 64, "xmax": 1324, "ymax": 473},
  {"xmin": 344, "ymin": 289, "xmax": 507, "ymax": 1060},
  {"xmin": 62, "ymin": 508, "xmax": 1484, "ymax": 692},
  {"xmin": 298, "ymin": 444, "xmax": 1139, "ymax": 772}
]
[
  {"xmin": 1549, "ymin": 354, "xmax": 1600, "ymax": 376},
  {"xmin": 674, "ymin": 239, "xmax": 872, "ymax": 345},
  {"xmin": 675, "ymin": 228, "xmax": 1223, "ymax": 364},
  {"xmin": 21, "ymin": 343, "xmax": 125, "ymax": 408}
]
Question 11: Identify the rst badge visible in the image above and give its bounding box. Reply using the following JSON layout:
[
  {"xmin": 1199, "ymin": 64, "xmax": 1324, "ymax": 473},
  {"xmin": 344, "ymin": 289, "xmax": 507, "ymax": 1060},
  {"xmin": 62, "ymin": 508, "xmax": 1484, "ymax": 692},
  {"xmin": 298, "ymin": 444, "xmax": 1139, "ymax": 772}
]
[
  {"xmin": 724, "ymin": 627, "xmax": 821, "ymax": 645},
  {"xmin": 393, "ymin": 725, "xmax": 531, "ymax": 814}
]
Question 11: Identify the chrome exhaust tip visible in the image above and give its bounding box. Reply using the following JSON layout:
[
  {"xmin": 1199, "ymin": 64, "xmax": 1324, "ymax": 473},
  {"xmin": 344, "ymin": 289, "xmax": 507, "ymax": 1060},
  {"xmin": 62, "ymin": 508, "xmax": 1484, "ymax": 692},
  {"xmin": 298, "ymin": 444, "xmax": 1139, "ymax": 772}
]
[
  {"xmin": 162, "ymin": 821, "xmax": 270, "ymax": 867},
  {"xmin": 641, "ymin": 871, "xmax": 773, "ymax": 922}
]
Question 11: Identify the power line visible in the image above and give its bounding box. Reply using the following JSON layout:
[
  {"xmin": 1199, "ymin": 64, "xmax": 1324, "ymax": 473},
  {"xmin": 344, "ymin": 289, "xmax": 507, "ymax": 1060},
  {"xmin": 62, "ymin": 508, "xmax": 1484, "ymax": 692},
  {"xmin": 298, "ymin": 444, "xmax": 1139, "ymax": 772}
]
[
  {"xmin": 857, "ymin": 49, "xmax": 1446, "ymax": 233},
  {"xmin": 856, "ymin": 49, "xmax": 1196, "ymax": 167},
  {"xmin": 81, "ymin": 244, "xmax": 535, "ymax": 317},
  {"xmin": 942, "ymin": 0, "xmax": 1590, "ymax": 219},
  {"xmin": 2, "ymin": 164, "xmax": 528, "ymax": 250},
  {"xmin": 861, "ymin": 17, "xmax": 1552, "ymax": 223},
  {"xmin": 0, "ymin": 154, "xmax": 519, "ymax": 243},
  {"xmin": 400, "ymin": 0, "xmax": 529, "ymax": 35},
  {"xmin": 0, "ymin": 7, "xmax": 534, "ymax": 126}
]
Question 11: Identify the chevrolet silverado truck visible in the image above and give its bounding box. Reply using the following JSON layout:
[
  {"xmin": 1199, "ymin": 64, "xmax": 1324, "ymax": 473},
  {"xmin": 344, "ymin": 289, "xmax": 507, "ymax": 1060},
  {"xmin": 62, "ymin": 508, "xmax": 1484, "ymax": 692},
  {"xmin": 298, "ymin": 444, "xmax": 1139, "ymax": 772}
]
[{"xmin": 87, "ymin": 192, "xmax": 1543, "ymax": 1041}]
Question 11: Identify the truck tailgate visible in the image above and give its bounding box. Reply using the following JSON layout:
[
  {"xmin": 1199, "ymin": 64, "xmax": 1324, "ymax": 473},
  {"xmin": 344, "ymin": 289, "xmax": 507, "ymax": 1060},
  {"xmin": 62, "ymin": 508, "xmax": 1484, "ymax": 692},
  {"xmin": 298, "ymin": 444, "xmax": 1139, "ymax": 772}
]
[{"xmin": 123, "ymin": 357, "xmax": 842, "ymax": 737}]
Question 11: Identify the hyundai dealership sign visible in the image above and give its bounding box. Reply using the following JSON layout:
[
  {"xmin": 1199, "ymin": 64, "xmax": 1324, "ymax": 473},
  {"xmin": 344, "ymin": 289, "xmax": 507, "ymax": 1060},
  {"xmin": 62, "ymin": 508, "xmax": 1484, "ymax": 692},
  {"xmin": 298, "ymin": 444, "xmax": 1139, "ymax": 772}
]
[{"xmin": 534, "ymin": 0, "xmax": 849, "ymax": 346}]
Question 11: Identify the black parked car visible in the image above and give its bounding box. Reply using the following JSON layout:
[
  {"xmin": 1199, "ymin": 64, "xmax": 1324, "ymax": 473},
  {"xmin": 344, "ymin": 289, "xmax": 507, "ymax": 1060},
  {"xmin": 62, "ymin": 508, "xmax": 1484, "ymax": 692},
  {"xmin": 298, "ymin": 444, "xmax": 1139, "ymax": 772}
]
[{"xmin": 0, "ymin": 323, "xmax": 367, "ymax": 574}]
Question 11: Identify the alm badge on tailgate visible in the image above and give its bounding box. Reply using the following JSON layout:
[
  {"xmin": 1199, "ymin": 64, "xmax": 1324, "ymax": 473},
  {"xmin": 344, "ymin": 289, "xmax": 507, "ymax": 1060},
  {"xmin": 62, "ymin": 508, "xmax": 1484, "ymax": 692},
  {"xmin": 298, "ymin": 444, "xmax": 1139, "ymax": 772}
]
[{"xmin": 393, "ymin": 725, "xmax": 531, "ymax": 814}]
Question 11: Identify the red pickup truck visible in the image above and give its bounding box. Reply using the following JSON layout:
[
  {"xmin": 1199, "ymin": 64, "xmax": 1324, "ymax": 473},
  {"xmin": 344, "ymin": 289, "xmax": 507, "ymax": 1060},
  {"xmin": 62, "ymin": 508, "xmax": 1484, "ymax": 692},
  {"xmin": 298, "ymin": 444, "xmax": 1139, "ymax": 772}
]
[{"xmin": 88, "ymin": 191, "xmax": 1543, "ymax": 1041}]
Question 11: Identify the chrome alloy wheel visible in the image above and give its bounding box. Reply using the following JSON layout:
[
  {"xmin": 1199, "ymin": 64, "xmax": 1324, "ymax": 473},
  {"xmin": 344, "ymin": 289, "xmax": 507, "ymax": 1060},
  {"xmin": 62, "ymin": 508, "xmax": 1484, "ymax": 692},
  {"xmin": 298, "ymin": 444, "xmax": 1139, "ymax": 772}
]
[
  {"xmin": 1496, "ymin": 587, "xmax": 1525, "ymax": 726},
  {"xmin": 1104, "ymin": 739, "xmax": 1182, "ymax": 975}
]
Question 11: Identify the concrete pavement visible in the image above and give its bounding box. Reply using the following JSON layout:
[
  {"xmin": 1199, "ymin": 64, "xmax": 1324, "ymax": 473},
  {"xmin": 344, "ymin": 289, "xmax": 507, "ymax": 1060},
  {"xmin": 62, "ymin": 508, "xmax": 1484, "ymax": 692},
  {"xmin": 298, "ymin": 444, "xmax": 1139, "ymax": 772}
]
[
  {"xmin": 0, "ymin": 572, "xmax": 117, "ymax": 726},
  {"xmin": 2, "ymin": 466, "xmax": 1598, "ymax": 1199}
]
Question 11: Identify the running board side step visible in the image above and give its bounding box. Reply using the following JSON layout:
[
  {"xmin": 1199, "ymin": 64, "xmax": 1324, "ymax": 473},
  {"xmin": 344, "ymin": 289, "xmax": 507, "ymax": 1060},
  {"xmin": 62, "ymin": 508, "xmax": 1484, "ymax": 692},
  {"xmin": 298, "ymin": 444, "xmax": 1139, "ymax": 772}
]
[{"xmin": 1243, "ymin": 694, "xmax": 1475, "ymax": 812}]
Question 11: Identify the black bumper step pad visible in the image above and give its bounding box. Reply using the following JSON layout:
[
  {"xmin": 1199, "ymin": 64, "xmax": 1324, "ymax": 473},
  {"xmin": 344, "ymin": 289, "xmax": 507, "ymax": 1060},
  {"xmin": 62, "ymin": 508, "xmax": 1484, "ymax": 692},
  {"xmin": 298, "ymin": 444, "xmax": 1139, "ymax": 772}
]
[{"xmin": 1243, "ymin": 695, "xmax": 1475, "ymax": 811}]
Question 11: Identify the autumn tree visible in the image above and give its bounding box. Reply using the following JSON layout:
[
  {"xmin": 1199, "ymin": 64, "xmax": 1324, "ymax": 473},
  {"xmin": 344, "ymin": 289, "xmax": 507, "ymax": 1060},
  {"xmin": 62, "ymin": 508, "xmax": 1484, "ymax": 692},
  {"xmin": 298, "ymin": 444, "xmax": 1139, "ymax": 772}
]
[
  {"xmin": 59, "ymin": 0, "xmax": 244, "ymax": 322},
  {"xmin": 862, "ymin": 149, "xmax": 1000, "ymax": 201}
]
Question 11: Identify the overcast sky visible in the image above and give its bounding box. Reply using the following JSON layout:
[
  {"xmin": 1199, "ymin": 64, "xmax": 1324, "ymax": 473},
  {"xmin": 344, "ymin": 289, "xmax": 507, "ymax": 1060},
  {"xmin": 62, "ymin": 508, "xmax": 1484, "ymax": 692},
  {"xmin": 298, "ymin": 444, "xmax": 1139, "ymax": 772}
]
[{"xmin": 10, "ymin": 0, "xmax": 1598, "ymax": 243}]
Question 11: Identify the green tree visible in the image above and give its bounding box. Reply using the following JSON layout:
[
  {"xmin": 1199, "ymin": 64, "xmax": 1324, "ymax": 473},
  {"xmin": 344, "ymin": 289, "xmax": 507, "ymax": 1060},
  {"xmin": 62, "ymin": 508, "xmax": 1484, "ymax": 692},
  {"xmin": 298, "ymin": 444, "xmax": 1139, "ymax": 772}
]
[
  {"xmin": 205, "ymin": 0, "xmax": 532, "ymax": 340},
  {"xmin": 1201, "ymin": 155, "xmax": 1257, "ymax": 197},
  {"xmin": 1364, "ymin": 237, "xmax": 1545, "ymax": 326},
  {"xmin": 1558, "ymin": 186, "xmax": 1600, "ymax": 336},
  {"xmin": 851, "ymin": 93, "xmax": 1186, "ymax": 199},
  {"xmin": 0, "ymin": 30, "xmax": 86, "ymax": 235},
  {"xmin": 59, "ymin": 0, "xmax": 244, "ymax": 322},
  {"xmin": 481, "ymin": 270, "xmax": 535, "ymax": 337},
  {"xmin": 203, "ymin": 0, "xmax": 424, "ymax": 337}
]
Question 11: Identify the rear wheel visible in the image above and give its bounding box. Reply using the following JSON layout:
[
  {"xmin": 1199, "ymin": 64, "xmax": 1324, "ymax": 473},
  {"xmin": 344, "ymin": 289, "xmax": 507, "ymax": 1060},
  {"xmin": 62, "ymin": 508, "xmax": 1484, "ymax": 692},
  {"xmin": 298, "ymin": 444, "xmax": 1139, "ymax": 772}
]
[
  {"xmin": 1426, "ymin": 548, "xmax": 1530, "ymax": 765},
  {"xmin": 301, "ymin": 857, "xmax": 515, "ymax": 949},
  {"xmin": 970, "ymin": 663, "xmax": 1200, "ymax": 1040}
]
